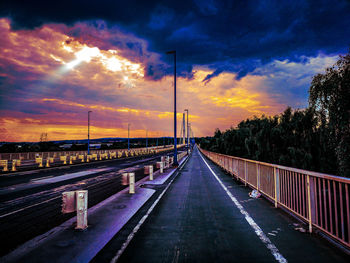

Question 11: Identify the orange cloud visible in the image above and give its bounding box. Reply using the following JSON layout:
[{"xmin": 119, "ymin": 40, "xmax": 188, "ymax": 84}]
[{"xmin": 0, "ymin": 18, "xmax": 287, "ymax": 142}]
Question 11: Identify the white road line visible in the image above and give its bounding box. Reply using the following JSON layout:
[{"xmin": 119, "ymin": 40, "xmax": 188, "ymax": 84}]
[
  {"xmin": 198, "ymin": 151, "xmax": 287, "ymax": 263},
  {"xmin": 0, "ymin": 196, "xmax": 60, "ymax": 218},
  {"xmin": 110, "ymin": 156, "xmax": 189, "ymax": 263},
  {"xmin": 30, "ymin": 176, "xmax": 53, "ymax": 182}
]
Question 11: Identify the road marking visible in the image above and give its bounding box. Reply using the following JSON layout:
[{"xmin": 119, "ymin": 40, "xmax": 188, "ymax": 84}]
[
  {"xmin": 32, "ymin": 168, "xmax": 112, "ymax": 184},
  {"xmin": 0, "ymin": 196, "xmax": 60, "ymax": 218},
  {"xmin": 110, "ymin": 156, "xmax": 189, "ymax": 263},
  {"xmin": 198, "ymin": 151, "xmax": 287, "ymax": 263},
  {"xmin": 16, "ymin": 170, "xmax": 40, "ymax": 175},
  {"xmin": 30, "ymin": 176, "xmax": 53, "ymax": 182}
]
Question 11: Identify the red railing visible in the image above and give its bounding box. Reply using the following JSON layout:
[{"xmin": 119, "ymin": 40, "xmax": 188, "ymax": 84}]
[{"xmin": 199, "ymin": 148, "xmax": 350, "ymax": 250}]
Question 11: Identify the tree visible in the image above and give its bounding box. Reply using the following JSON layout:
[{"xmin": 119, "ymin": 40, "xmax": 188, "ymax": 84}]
[{"xmin": 309, "ymin": 51, "xmax": 350, "ymax": 177}]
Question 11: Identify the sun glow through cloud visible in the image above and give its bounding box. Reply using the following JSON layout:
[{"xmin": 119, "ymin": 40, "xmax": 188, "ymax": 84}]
[{"xmin": 0, "ymin": 17, "xmax": 341, "ymax": 142}]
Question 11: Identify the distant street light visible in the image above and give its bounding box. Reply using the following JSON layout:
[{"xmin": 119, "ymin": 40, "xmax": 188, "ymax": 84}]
[
  {"xmin": 184, "ymin": 109, "xmax": 189, "ymax": 152},
  {"xmin": 166, "ymin": 50, "xmax": 178, "ymax": 166},
  {"xmin": 128, "ymin": 123, "xmax": 130, "ymax": 151},
  {"xmin": 146, "ymin": 129, "xmax": 148, "ymax": 149},
  {"xmin": 88, "ymin": 111, "xmax": 92, "ymax": 155}
]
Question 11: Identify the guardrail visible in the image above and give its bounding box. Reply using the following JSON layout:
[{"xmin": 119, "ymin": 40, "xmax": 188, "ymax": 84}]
[
  {"xmin": 0, "ymin": 144, "xmax": 184, "ymax": 161},
  {"xmin": 199, "ymin": 147, "xmax": 350, "ymax": 250},
  {"xmin": 0, "ymin": 145, "xmax": 186, "ymax": 172}
]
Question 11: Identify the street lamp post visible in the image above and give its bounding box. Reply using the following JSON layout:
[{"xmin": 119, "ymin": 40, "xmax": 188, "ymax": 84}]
[
  {"xmin": 166, "ymin": 50, "xmax": 178, "ymax": 166},
  {"xmin": 146, "ymin": 129, "xmax": 148, "ymax": 149},
  {"xmin": 88, "ymin": 111, "xmax": 92, "ymax": 155},
  {"xmin": 184, "ymin": 109, "xmax": 189, "ymax": 152},
  {"xmin": 128, "ymin": 123, "xmax": 130, "ymax": 151}
]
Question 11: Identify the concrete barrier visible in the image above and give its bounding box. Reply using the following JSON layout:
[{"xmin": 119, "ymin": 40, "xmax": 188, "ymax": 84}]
[
  {"xmin": 60, "ymin": 156, "xmax": 67, "ymax": 165},
  {"xmin": 79, "ymin": 155, "xmax": 85, "ymax": 163},
  {"xmin": 35, "ymin": 158, "xmax": 43, "ymax": 168},
  {"xmin": 0, "ymin": 160, "xmax": 8, "ymax": 172}
]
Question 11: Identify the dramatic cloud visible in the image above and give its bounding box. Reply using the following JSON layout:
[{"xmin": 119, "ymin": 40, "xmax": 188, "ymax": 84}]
[
  {"xmin": 1, "ymin": 0, "xmax": 349, "ymax": 79},
  {"xmin": 0, "ymin": 0, "xmax": 348, "ymax": 141}
]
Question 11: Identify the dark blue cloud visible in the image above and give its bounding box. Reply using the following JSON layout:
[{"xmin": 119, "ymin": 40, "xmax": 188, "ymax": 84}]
[{"xmin": 1, "ymin": 0, "xmax": 349, "ymax": 79}]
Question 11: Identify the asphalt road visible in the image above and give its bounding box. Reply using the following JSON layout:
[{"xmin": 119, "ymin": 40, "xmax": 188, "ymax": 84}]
[{"xmin": 94, "ymin": 146, "xmax": 348, "ymax": 263}]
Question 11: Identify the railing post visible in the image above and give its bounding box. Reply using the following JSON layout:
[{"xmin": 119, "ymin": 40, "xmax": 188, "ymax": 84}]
[
  {"xmin": 307, "ymin": 175, "xmax": 313, "ymax": 233},
  {"xmin": 129, "ymin": 173, "xmax": 135, "ymax": 194},
  {"xmin": 244, "ymin": 160, "xmax": 247, "ymax": 186},
  {"xmin": 257, "ymin": 163, "xmax": 260, "ymax": 191},
  {"xmin": 149, "ymin": 165, "xmax": 153, "ymax": 180},
  {"xmin": 76, "ymin": 190, "xmax": 88, "ymax": 230},
  {"xmin": 274, "ymin": 167, "xmax": 279, "ymax": 208},
  {"xmin": 157, "ymin": 161, "xmax": 163, "ymax": 173}
]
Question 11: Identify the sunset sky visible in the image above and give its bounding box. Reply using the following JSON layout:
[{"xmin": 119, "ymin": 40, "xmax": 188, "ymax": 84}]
[{"xmin": 0, "ymin": 0, "xmax": 349, "ymax": 142}]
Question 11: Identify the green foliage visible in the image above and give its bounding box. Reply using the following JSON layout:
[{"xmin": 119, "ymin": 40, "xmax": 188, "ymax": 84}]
[
  {"xmin": 309, "ymin": 51, "xmax": 350, "ymax": 177},
  {"xmin": 200, "ymin": 107, "xmax": 337, "ymax": 175}
]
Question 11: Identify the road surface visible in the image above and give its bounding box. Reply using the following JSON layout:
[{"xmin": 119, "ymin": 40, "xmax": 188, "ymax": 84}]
[{"xmin": 93, "ymin": 146, "xmax": 348, "ymax": 263}]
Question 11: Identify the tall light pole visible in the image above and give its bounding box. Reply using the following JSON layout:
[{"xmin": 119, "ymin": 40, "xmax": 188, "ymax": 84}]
[
  {"xmin": 166, "ymin": 50, "xmax": 178, "ymax": 166},
  {"xmin": 128, "ymin": 123, "xmax": 130, "ymax": 151},
  {"xmin": 88, "ymin": 111, "xmax": 92, "ymax": 155},
  {"xmin": 184, "ymin": 109, "xmax": 189, "ymax": 152},
  {"xmin": 146, "ymin": 129, "xmax": 148, "ymax": 149}
]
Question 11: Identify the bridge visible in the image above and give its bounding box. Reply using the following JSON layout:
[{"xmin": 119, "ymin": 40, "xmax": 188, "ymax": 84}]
[{"xmin": 0, "ymin": 145, "xmax": 349, "ymax": 262}]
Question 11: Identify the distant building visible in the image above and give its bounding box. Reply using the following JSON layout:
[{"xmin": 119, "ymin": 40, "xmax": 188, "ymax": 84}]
[
  {"xmin": 59, "ymin": 144, "xmax": 73, "ymax": 149},
  {"xmin": 90, "ymin": 144, "xmax": 101, "ymax": 149}
]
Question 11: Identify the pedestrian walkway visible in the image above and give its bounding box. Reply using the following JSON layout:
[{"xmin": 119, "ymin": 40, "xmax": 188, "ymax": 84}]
[{"xmin": 111, "ymin": 146, "xmax": 348, "ymax": 263}]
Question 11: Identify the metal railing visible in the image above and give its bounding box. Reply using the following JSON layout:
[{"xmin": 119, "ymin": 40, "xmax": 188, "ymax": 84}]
[{"xmin": 199, "ymin": 147, "xmax": 350, "ymax": 249}]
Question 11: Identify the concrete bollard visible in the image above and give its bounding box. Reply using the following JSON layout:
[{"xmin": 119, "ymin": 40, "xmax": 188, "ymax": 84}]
[
  {"xmin": 122, "ymin": 172, "xmax": 129, "ymax": 185},
  {"xmin": 129, "ymin": 173, "xmax": 135, "ymax": 194},
  {"xmin": 79, "ymin": 155, "xmax": 85, "ymax": 163},
  {"xmin": 11, "ymin": 160, "xmax": 16, "ymax": 171},
  {"xmin": 36, "ymin": 158, "xmax": 43, "ymax": 168},
  {"xmin": 0, "ymin": 160, "xmax": 8, "ymax": 172},
  {"xmin": 69, "ymin": 156, "xmax": 74, "ymax": 165},
  {"xmin": 157, "ymin": 162, "xmax": 164, "ymax": 173},
  {"xmin": 86, "ymin": 155, "xmax": 92, "ymax": 162},
  {"xmin": 60, "ymin": 156, "xmax": 67, "ymax": 165},
  {"xmin": 46, "ymin": 159, "xmax": 50, "ymax": 168}
]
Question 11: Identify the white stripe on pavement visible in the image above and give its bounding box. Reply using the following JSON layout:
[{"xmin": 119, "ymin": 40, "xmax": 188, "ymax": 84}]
[
  {"xmin": 110, "ymin": 156, "xmax": 190, "ymax": 263},
  {"xmin": 198, "ymin": 151, "xmax": 287, "ymax": 263}
]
